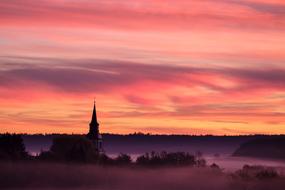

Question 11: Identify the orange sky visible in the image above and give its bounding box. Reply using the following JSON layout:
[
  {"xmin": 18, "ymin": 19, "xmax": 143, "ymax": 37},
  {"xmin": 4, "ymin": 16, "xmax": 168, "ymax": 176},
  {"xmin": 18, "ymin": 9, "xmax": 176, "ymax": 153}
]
[{"xmin": 0, "ymin": 0, "xmax": 285, "ymax": 135}]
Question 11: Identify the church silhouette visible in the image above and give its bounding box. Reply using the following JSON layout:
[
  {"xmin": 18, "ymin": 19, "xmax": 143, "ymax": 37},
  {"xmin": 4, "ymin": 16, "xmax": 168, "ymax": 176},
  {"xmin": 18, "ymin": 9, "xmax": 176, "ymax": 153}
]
[{"xmin": 87, "ymin": 101, "xmax": 103, "ymax": 153}]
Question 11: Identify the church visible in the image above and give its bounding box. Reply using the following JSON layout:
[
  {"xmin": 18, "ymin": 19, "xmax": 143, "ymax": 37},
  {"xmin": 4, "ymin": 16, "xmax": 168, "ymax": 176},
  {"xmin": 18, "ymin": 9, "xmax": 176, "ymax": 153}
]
[{"xmin": 87, "ymin": 101, "xmax": 103, "ymax": 153}]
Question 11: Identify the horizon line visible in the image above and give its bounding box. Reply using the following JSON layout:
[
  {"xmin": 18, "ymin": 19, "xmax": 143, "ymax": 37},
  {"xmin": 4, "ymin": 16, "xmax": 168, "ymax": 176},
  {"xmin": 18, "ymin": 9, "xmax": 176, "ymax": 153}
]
[{"xmin": 1, "ymin": 132, "xmax": 285, "ymax": 137}]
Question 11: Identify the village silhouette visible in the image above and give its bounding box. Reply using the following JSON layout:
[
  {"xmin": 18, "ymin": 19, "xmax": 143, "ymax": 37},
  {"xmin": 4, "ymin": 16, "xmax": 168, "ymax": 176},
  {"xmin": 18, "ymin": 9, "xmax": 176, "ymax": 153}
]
[
  {"xmin": 0, "ymin": 101, "xmax": 208, "ymax": 167},
  {"xmin": 0, "ymin": 101, "xmax": 284, "ymax": 175},
  {"xmin": 1, "ymin": 100, "xmax": 285, "ymax": 190}
]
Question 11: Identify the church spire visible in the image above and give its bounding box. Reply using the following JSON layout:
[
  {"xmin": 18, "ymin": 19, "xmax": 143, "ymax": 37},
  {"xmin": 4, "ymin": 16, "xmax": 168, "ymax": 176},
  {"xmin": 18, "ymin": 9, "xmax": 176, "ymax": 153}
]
[
  {"xmin": 88, "ymin": 99, "xmax": 99, "ymax": 139},
  {"xmin": 87, "ymin": 99, "xmax": 103, "ymax": 153},
  {"xmin": 90, "ymin": 100, "xmax": 98, "ymax": 125}
]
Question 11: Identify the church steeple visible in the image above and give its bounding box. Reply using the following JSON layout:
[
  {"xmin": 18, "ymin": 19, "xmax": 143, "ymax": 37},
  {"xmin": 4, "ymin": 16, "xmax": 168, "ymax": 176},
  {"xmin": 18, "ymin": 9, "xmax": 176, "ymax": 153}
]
[
  {"xmin": 88, "ymin": 100, "xmax": 99, "ymax": 138},
  {"xmin": 90, "ymin": 100, "xmax": 99, "ymax": 126},
  {"xmin": 87, "ymin": 100, "xmax": 103, "ymax": 153}
]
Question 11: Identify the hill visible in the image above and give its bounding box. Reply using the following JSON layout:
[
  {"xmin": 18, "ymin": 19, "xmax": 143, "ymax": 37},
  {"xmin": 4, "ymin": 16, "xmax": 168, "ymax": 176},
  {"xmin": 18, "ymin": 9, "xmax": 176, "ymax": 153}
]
[{"xmin": 233, "ymin": 137, "xmax": 285, "ymax": 160}]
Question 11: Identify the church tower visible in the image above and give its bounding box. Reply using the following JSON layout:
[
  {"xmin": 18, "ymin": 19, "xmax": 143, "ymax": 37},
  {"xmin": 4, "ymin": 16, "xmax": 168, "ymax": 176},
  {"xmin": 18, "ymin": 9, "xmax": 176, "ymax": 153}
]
[{"xmin": 87, "ymin": 100, "xmax": 103, "ymax": 153}]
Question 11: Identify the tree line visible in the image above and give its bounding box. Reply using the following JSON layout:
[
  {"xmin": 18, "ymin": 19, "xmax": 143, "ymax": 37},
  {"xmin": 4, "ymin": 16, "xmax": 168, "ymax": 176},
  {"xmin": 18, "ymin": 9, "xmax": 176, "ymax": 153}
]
[
  {"xmin": 0, "ymin": 134, "xmax": 206, "ymax": 167},
  {"xmin": 1, "ymin": 134, "xmax": 282, "ymax": 180}
]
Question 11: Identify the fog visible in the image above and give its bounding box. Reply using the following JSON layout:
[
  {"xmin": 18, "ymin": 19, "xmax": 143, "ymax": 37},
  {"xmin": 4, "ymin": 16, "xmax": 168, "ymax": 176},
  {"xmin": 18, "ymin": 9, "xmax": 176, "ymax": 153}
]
[
  {"xmin": 1, "ymin": 162, "xmax": 285, "ymax": 190},
  {"xmin": 23, "ymin": 135, "xmax": 285, "ymax": 172},
  {"xmin": 206, "ymin": 156, "xmax": 285, "ymax": 172},
  {"xmin": 106, "ymin": 153, "xmax": 285, "ymax": 172}
]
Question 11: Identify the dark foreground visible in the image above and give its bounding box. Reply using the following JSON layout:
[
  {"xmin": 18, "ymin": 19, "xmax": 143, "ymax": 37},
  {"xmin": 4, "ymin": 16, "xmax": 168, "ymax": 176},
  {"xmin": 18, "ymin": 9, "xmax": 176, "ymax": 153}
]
[{"xmin": 0, "ymin": 162, "xmax": 285, "ymax": 190}]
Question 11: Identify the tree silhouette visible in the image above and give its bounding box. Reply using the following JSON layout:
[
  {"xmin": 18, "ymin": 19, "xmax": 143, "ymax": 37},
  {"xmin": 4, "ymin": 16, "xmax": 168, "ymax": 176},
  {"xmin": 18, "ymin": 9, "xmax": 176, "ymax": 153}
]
[
  {"xmin": 41, "ymin": 136, "xmax": 100, "ymax": 163},
  {"xmin": 136, "ymin": 151, "xmax": 203, "ymax": 167},
  {"xmin": 0, "ymin": 134, "xmax": 28, "ymax": 160},
  {"xmin": 115, "ymin": 153, "xmax": 132, "ymax": 165},
  {"xmin": 234, "ymin": 165, "xmax": 279, "ymax": 180}
]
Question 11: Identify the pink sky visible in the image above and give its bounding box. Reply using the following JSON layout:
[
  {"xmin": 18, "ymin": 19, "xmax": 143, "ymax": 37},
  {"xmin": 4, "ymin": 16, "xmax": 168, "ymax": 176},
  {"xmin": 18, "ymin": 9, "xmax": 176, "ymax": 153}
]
[{"xmin": 0, "ymin": 0, "xmax": 285, "ymax": 135}]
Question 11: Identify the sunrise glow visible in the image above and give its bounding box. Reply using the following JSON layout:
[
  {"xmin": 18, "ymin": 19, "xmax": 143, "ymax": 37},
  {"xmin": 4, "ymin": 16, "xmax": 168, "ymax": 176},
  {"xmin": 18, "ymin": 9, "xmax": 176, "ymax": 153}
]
[{"xmin": 0, "ymin": 0, "xmax": 285, "ymax": 135}]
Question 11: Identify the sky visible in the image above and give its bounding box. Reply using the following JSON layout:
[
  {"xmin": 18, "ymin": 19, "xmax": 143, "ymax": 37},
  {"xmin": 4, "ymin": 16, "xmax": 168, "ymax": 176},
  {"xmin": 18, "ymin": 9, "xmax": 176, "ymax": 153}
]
[{"xmin": 0, "ymin": 0, "xmax": 285, "ymax": 135}]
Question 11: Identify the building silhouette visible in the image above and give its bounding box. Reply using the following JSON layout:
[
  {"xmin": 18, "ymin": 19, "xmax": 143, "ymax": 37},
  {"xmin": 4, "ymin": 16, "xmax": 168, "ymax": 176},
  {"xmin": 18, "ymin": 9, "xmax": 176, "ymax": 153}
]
[{"xmin": 87, "ymin": 101, "xmax": 103, "ymax": 153}]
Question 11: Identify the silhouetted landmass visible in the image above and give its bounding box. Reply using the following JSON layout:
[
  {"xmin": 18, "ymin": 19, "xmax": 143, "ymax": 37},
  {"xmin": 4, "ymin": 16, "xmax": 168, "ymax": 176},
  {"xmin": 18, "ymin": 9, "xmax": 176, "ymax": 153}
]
[
  {"xmin": 1, "ymin": 133, "xmax": 207, "ymax": 167},
  {"xmin": 1, "ymin": 134, "xmax": 285, "ymax": 189},
  {"xmin": 0, "ymin": 134, "xmax": 28, "ymax": 160},
  {"xmin": 102, "ymin": 134, "xmax": 269, "ymax": 155},
  {"xmin": 233, "ymin": 137, "xmax": 285, "ymax": 160},
  {"xmin": 37, "ymin": 135, "xmax": 206, "ymax": 167},
  {"xmin": 19, "ymin": 133, "xmax": 285, "ymax": 156}
]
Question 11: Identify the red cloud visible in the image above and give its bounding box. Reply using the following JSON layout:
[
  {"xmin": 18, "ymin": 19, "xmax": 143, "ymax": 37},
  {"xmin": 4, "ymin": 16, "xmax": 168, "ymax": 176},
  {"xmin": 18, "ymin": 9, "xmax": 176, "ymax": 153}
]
[{"xmin": 0, "ymin": 0, "xmax": 284, "ymax": 31}]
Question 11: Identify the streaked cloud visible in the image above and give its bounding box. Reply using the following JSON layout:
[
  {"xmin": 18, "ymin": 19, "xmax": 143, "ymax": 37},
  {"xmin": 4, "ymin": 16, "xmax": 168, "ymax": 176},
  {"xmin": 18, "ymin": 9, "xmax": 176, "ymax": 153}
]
[{"xmin": 0, "ymin": 0, "xmax": 284, "ymax": 134}]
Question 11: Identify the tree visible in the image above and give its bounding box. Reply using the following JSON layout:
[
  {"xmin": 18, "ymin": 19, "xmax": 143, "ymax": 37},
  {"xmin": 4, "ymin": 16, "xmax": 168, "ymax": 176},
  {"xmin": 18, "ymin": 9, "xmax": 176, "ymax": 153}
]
[
  {"xmin": 136, "ymin": 151, "xmax": 199, "ymax": 167},
  {"xmin": 115, "ymin": 153, "xmax": 132, "ymax": 165},
  {"xmin": 0, "ymin": 134, "xmax": 28, "ymax": 160},
  {"xmin": 48, "ymin": 136, "xmax": 100, "ymax": 163}
]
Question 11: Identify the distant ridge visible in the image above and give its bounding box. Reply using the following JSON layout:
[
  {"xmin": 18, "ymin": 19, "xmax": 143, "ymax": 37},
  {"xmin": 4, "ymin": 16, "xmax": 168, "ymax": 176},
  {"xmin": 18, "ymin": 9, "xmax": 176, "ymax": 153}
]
[
  {"xmin": 233, "ymin": 137, "xmax": 285, "ymax": 160},
  {"xmin": 18, "ymin": 133, "xmax": 285, "ymax": 156}
]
